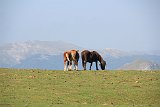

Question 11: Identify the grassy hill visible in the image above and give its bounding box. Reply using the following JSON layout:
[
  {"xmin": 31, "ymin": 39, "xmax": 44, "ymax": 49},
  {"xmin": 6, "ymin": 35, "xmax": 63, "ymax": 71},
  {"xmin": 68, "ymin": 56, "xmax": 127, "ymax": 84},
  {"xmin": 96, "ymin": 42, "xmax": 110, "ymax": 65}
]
[{"xmin": 0, "ymin": 68, "xmax": 160, "ymax": 107}]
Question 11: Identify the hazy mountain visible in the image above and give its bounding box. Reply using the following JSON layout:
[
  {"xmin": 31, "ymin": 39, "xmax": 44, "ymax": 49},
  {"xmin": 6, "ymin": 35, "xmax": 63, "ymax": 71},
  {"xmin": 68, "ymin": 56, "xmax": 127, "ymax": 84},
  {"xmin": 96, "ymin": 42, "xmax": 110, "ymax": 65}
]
[
  {"xmin": 119, "ymin": 60, "xmax": 160, "ymax": 70},
  {"xmin": 0, "ymin": 41, "xmax": 82, "ymax": 68},
  {"xmin": 0, "ymin": 41, "xmax": 160, "ymax": 70},
  {"xmin": 14, "ymin": 54, "xmax": 64, "ymax": 70}
]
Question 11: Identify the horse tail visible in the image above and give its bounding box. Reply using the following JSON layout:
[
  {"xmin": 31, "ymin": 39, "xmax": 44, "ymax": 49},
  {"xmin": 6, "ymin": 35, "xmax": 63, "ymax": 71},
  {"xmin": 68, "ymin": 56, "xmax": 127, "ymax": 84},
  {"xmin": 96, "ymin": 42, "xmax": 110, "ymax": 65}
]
[
  {"xmin": 75, "ymin": 51, "xmax": 79, "ymax": 61},
  {"xmin": 70, "ymin": 50, "xmax": 79, "ymax": 61}
]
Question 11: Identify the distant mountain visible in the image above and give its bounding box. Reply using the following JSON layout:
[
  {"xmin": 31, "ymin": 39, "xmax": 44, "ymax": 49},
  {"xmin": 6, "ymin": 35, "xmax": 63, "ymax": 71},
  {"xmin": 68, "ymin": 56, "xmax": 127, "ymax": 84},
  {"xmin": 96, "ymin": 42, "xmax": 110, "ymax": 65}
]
[
  {"xmin": 119, "ymin": 60, "xmax": 160, "ymax": 70},
  {"xmin": 101, "ymin": 48, "xmax": 160, "ymax": 70},
  {"xmin": 0, "ymin": 41, "xmax": 82, "ymax": 68},
  {"xmin": 14, "ymin": 54, "xmax": 63, "ymax": 70},
  {"xmin": 0, "ymin": 41, "xmax": 160, "ymax": 70}
]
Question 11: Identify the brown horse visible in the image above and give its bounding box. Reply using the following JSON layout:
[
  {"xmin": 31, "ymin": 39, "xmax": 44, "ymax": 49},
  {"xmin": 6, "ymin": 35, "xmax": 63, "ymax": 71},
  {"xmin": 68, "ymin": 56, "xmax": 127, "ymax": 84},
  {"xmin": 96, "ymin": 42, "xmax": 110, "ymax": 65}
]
[
  {"xmin": 81, "ymin": 50, "xmax": 106, "ymax": 70},
  {"xmin": 64, "ymin": 50, "xmax": 79, "ymax": 71}
]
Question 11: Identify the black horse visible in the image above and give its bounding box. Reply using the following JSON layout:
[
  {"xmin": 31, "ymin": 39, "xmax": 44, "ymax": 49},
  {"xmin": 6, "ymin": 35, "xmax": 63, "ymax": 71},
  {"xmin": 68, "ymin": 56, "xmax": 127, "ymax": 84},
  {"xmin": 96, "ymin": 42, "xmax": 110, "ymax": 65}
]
[{"xmin": 81, "ymin": 50, "xmax": 106, "ymax": 70}]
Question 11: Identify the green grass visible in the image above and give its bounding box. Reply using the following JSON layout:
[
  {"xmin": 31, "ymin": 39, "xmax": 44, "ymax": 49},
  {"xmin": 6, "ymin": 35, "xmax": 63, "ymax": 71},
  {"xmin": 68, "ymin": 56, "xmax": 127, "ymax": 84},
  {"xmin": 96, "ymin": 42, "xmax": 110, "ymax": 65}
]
[{"xmin": 0, "ymin": 68, "xmax": 160, "ymax": 107}]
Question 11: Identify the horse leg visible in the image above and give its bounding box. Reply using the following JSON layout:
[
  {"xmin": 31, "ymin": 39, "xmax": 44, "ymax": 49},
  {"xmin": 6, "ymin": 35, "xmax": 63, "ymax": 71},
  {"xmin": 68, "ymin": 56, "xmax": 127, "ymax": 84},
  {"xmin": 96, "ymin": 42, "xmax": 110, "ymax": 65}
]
[
  {"xmin": 74, "ymin": 60, "xmax": 78, "ymax": 71},
  {"xmin": 66, "ymin": 61, "xmax": 70, "ymax": 71},
  {"xmin": 89, "ymin": 62, "xmax": 92, "ymax": 70},
  {"xmin": 73, "ymin": 61, "xmax": 76, "ymax": 70},
  {"xmin": 68, "ymin": 61, "xmax": 72, "ymax": 71},
  {"xmin": 95, "ymin": 61, "xmax": 99, "ymax": 70},
  {"xmin": 82, "ymin": 60, "xmax": 86, "ymax": 70},
  {"xmin": 64, "ymin": 61, "xmax": 67, "ymax": 71}
]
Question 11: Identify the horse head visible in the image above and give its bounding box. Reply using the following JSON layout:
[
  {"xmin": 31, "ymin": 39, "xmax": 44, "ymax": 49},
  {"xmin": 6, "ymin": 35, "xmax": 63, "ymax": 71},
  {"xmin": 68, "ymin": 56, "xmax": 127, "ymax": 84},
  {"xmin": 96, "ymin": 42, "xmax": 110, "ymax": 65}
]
[{"xmin": 100, "ymin": 60, "xmax": 106, "ymax": 70}]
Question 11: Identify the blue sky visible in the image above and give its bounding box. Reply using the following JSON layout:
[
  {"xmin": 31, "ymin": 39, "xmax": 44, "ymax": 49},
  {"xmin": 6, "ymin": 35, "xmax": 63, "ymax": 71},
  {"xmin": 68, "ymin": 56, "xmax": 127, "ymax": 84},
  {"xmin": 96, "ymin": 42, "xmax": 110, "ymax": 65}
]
[{"xmin": 0, "ymin": 0, "xmax": 160, "ymax": 51}]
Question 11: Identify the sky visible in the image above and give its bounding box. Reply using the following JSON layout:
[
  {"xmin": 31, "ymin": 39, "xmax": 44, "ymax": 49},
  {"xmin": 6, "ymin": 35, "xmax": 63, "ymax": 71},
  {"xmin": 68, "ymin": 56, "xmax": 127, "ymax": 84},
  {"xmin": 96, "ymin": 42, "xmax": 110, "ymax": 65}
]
[{"xmin": 0, "ymin": 0, "xmax": 160, "ymax": 51}]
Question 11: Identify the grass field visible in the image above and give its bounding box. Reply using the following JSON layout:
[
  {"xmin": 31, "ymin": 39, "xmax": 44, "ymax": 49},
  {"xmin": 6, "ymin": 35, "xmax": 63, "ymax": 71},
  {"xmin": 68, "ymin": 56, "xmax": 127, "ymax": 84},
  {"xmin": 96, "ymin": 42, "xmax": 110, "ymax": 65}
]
[{"xmin": 0, "ymin": 68, "xmax": 160, "ymax": 107}]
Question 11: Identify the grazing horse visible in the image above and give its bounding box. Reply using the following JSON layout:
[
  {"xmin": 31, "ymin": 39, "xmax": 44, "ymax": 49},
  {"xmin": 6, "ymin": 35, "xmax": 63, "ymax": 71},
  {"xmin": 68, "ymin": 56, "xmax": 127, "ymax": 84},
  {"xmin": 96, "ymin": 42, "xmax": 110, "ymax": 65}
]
[
  {"xmin": 81, "ymin": 50, "xmax": 106, "ymax": 70},
  {"xmin": 64, "ymin": 50, "xmax": 79, "ymax": 71}
]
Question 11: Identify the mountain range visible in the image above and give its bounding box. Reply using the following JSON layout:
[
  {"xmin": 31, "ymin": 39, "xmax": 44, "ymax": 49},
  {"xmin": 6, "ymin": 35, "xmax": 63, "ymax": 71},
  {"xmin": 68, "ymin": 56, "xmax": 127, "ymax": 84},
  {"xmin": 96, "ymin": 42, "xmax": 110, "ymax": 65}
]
[{"xmin": 0, "ymin": 41, "xmax": 160, "ymax": 70}]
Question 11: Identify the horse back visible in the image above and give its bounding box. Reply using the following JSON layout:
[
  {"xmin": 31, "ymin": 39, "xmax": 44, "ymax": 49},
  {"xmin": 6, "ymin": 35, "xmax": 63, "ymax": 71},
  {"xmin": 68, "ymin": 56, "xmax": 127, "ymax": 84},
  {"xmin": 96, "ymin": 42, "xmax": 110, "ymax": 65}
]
[
  {"xmin": 70, "ymin": 50, "xmax": 79, "ymax": 61},
  {"xmin": 81, "ymin": 50, "xmax": 92, "ymax": 62},
  {"xmin": 81, "ymin": 50, "xmax": 101, "ymax": 62}
]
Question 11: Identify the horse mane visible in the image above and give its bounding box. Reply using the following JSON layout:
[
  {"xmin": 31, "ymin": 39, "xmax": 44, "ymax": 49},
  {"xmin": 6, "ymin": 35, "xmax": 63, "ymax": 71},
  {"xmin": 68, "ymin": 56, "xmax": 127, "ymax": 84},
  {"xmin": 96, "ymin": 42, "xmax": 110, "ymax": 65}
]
[{"xmin": 92, "ymin": 51, "xmax": 104, "ymax": 63}]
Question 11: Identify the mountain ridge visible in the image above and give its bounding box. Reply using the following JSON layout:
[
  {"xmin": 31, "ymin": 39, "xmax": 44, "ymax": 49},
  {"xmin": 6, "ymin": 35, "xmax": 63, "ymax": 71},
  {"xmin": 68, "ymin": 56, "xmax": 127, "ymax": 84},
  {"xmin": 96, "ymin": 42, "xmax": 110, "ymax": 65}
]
[{"xmin": 119, "ymin": 59, "xmax": 160, "ymax": 70}]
